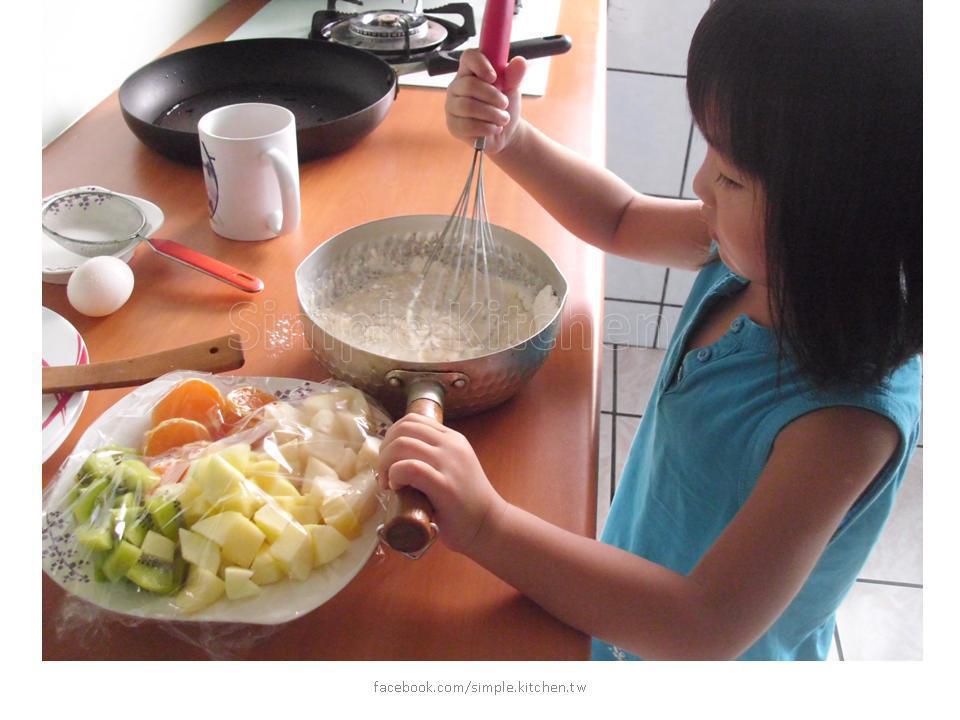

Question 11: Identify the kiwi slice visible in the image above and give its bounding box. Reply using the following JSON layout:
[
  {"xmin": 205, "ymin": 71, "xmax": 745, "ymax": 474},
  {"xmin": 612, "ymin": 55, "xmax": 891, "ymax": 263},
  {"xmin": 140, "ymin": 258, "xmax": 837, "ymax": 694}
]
[
  {"xmin": 78, "ymin": 449, "xmax": 123, "ymax": 484},
  {"xmin": 126, "ymin": 555, "xmax": 180, "ymax": 595},
  {"xmin": 118, "ymin": 459, "xmax": 160, "ymax": 495},
  {"xmin": 72, "ymin": 476, "xmax": 113, "ymax": 525},
  {"xmin": 75, "ymin": 523, "xmax": 114, "ymax": 552},
  {"xmin": 146, "ymin": 495, "xmax": 182, "ymax": 542},
  {"xmin": 90, "ymin": 551, "xmax": 109, "ymax": 583},
  {"xmin": 124, "ymin": 510, "xmax": 151, "ymax": 547},
  {"xmin": 102, "ymin": 541, "xmax": 142, "ymax": 583},
  {"xmin": 111, "ymin": 504, "xmax": 149, "ymax": 547}
]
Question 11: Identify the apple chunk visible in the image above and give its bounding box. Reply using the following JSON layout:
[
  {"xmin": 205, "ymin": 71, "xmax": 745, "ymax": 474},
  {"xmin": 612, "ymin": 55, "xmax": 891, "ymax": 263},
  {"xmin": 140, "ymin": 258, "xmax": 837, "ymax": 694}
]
[
  {"xmin": 270, "ymin": 523, "xmax": 313, "ymax": 581},
  {"xmin": 249, "ymin": 547, "xmax": 285, "ymax": 586},
  {"xmin": 190, "ymin": 511, "xmax": 265, "ymax": 569},
  {"xmin": 224, "ymin": 567, "xmax": 261, "ymax": 600},
  {"xmin": 195, "ymin": 454, "xmax": 246, "ymax": 504},
  {"xmin": 178, "ymin": 528, "xmax": 221, "ymax": 574},
  {"xmin": 175, "ymin": 566, "xmax": 225, "ymax": 614},
  {"xmin": 307, "ymin": 524, "xmax": 350, "ymax": 567}
]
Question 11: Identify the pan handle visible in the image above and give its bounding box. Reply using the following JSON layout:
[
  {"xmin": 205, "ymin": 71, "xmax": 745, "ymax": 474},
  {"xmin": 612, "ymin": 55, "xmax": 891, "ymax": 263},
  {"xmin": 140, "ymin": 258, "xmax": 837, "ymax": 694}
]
[
  {"xmin": 426, "ymin": 34, "xmax": 573, "ymax": 76},
  {"xmin": 377, "ymin": 380, "xmax": 442, "ymax": 559}
]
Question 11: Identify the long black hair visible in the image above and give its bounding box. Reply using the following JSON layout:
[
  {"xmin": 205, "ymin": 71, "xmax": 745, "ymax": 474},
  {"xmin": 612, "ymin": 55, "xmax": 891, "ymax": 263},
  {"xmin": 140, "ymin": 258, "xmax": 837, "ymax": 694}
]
[{"xmin": 687, "ymin": 0, "xmax": 922, "ymax": 387}]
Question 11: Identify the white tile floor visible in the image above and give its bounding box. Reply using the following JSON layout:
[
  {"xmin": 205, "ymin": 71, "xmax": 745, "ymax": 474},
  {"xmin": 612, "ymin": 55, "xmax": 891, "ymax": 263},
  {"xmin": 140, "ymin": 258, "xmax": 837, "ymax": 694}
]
[{"xmin": 597, "ymin": 0, "xmax": 923, "ymax": 660}]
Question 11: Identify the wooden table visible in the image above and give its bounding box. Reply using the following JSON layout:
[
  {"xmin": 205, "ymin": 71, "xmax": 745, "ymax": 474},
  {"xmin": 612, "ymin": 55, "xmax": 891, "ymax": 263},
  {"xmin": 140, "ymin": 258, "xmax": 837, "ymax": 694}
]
[{"xmin": 42, "ymin": 0, "xmax": 606, "ymax": 660}]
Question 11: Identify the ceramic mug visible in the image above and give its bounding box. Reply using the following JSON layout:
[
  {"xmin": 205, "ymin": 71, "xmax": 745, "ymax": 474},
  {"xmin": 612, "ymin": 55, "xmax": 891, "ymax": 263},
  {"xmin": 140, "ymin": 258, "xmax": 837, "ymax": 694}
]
[{"xmin": 197, "ymin": 103, "xmax": 301, "ymax": 241}]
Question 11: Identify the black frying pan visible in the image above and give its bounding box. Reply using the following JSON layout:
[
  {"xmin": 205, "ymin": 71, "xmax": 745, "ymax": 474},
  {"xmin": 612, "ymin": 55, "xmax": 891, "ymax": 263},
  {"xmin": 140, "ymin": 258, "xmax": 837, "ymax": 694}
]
[{"xmin": 119, "ymin": 36, "xmax": 571, "ymax": 166}]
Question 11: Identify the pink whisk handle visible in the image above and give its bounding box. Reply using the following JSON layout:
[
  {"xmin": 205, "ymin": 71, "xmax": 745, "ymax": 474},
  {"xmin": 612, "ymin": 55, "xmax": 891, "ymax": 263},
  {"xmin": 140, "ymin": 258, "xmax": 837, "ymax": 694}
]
[{"xmin": 479, "ymin": 0, "xmax": 514, "ymax": 91}]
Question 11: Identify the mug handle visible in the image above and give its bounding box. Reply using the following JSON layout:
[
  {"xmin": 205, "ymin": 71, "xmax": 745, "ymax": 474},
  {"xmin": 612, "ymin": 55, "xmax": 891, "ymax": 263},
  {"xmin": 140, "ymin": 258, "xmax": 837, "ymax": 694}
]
[{"xmin": 264, "ymin": 147, "xmax": 301, "ymax": 235}]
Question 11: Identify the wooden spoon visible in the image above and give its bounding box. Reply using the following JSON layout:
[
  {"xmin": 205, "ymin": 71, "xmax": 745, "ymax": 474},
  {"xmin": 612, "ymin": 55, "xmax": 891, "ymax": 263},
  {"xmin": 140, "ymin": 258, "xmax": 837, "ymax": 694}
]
[{"xmin": 42, "ymin": 334, "xmax": 244, "ymax": 394}]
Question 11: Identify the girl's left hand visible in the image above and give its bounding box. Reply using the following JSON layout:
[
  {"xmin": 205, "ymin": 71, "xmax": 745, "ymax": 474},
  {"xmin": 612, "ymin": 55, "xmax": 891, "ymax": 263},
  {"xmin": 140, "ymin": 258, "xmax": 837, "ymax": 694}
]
[{"xmin": 378, "ymin": 414, "xmax": 507, "ymax": 555}]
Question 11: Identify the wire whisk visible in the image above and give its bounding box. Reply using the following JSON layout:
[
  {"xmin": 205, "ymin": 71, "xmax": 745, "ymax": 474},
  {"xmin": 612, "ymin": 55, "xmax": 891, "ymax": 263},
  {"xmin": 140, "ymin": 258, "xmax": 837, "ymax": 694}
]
[{"xmin": 411, "ymin": 137, "xmax": 501, "ymax": 318}]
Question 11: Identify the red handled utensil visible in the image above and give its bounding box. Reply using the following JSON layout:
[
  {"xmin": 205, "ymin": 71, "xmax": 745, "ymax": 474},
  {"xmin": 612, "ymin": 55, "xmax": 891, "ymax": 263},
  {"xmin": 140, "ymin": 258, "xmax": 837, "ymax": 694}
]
[{"xmin": 479, "ymin": 0, "xmax": 515, "ymax": 91}]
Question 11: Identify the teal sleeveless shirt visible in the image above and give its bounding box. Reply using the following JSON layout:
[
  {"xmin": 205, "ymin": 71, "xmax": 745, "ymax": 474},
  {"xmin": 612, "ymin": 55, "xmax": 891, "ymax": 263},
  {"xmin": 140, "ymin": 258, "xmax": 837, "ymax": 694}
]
[{"xmin": 593, "ymin": 260, "xmax": 921, "ymax": 660}]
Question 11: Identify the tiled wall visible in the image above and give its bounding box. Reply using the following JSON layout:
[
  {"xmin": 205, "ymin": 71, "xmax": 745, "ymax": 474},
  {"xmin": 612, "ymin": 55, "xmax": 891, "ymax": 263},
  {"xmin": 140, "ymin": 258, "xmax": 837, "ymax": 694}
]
[
  {"xmin": 599, "ymin": 0, "xmax": 923, "ymax": 660},
  {"xmin": 603, "ymin": 0, "xmax": 709, "ymax": 350}
]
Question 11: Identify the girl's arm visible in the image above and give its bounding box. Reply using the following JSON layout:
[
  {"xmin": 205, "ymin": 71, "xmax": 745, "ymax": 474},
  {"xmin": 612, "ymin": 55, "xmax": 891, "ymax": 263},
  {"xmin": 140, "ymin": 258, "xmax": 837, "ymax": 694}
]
[
  {"xmin": 493, "ymin": 120, "xmax": 713, "ymax": 269},
  {"xmin": 379, "ymin": 407, "xmax": 899, "ymax": 659},
  {"xmin": 447, "ymin": 51, "xmax": 711, "ymax": 270}
]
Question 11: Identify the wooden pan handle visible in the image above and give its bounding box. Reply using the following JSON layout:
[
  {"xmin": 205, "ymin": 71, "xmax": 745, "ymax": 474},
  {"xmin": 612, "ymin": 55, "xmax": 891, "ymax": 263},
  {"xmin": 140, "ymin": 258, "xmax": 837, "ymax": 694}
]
[
  {"xmin": 42, "ymin": 334, "xmax": 245, "ymax": 394},
  {"xmin": 378, "ymin": 386, "xmax": 443, "ymax": 557}
]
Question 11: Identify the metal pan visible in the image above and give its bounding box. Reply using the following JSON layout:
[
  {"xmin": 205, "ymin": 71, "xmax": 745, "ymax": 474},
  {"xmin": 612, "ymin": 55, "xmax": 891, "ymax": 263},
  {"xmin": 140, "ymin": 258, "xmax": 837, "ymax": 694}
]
[
  {"xmin": 119, "ymin": 36, "xmax": 571, "ymax": 166},
  {"xmin": 295, "ymin": 215, "xmax": 568, "ymax": 557}
]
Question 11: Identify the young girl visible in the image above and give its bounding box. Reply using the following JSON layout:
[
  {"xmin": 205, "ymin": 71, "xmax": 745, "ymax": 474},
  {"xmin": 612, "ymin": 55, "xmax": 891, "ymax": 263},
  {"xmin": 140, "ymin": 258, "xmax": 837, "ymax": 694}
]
[{"xmin": 378, "ymin": 0, "xmax": 922, "ymax": 660}]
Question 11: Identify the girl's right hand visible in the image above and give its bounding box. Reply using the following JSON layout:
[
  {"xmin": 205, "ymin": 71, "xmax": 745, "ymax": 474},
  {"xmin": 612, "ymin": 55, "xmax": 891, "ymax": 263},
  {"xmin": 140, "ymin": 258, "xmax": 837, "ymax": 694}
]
[{"xmin": 445, "ymin": 49, "xmax": 528, "ymax": 155}]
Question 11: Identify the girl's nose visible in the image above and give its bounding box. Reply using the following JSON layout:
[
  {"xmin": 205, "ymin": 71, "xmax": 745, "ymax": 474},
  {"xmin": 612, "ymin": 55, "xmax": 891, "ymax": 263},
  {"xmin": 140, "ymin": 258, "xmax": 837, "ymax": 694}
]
[{"xmin": 691, "ymin": 159, "xmax": 713, "ymax": 207}]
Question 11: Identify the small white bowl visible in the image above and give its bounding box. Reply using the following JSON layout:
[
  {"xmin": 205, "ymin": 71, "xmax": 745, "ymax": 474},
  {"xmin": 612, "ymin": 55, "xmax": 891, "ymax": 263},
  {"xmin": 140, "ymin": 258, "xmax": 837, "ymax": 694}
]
[{"xmin": 41, "ymin": 186, "xmax": 164, "ymax": 285}]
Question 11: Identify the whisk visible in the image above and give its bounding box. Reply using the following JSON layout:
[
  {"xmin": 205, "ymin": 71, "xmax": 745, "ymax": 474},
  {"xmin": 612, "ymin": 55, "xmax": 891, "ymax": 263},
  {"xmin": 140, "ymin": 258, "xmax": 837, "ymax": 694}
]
[{"xmin": 411, "ymin": 0, "xmax": 515, "ymax": 320}]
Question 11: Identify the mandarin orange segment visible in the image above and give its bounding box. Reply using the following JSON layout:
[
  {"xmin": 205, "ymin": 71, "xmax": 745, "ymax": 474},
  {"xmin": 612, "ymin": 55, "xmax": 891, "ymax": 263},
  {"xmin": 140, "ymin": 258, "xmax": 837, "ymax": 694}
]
[
  {"xmin": 224, "ymin": 386, "xmax": 277, "ymax": 425},
  {"xmin": 143, "ymin": 418, "xmax": 212, "ymax": 456},
  {"xmin": 150, "ymin": 379, "xmax": 226, "ymax": 434}
]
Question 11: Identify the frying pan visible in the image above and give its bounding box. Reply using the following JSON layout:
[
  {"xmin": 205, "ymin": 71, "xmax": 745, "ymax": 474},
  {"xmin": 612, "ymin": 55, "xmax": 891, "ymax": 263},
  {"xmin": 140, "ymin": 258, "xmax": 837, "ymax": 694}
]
[
  {"xmin": 119, "ymin": 36, "xmax": 571, "ymax": 166},
  {"xmin": 295, "ymin": 215, "xmax": 568, "ymax": 558}
]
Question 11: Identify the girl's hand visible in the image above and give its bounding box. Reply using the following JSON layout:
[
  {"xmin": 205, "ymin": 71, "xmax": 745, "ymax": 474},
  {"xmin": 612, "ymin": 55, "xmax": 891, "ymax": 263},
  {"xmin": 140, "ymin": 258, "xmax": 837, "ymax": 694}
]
[
  {"xmin": 445, "ymin": 49, "xmax": 527, "ymax": 154},
  {"xmin": 378, "ymin": 414, "xmax": 507, "ymax": 555}
]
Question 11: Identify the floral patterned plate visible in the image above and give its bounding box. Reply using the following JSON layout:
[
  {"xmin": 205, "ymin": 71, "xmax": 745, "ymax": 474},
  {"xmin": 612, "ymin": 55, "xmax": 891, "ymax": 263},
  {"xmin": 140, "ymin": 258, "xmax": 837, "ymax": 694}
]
[
  {"xmin": 42, "ymin": 307, "xmax": 89, "ymax": 463},
  {"xmin": 41, "ymin": 371, "xmax": 390, "ymax": 625}
]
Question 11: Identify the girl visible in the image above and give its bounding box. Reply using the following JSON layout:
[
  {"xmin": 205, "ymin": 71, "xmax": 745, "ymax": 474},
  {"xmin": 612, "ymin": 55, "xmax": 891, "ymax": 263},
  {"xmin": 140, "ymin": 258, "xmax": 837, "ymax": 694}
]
[{"xmin": 378, "ymin": 0, "xmax": 922, "ymax": 660}]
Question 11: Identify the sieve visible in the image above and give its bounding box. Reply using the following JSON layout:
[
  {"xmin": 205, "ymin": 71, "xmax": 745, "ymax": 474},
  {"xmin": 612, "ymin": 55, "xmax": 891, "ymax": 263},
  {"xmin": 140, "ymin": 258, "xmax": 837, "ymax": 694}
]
[{"xmin": 42, "ymin": 190, "xmax": 263, "ymax": 293}]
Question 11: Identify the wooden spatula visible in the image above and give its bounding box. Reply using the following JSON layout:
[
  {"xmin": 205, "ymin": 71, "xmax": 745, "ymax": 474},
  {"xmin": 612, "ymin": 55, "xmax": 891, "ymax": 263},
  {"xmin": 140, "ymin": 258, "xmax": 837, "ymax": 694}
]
[{"xmin": 42, "ymin": 334, "xmax": 245, "ymax": 394}]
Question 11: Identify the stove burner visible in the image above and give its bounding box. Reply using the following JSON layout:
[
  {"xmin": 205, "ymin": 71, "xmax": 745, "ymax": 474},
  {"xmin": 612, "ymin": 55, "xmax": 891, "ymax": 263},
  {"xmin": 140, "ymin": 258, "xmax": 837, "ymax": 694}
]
[
  {"xmin": 312, "ymin": 3, "xmax": 475, "ymax": 63},
  {"xmin": 350, "ymin": 11, "xmax": 428, "ymax": 39},
  {"xmin": 328, "ymin": 10, "xmax": 447, "ymax": 53}
]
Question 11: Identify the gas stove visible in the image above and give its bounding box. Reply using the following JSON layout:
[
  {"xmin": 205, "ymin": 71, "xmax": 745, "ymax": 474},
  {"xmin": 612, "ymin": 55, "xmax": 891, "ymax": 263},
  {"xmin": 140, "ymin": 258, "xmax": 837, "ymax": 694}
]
[
  {"xmin": 227, "ymin": 0, "xmax": 560, "ymax": 96},
  {"xmin": 310, "ymin": 2, "xmax": 481, "ymax": 67}
]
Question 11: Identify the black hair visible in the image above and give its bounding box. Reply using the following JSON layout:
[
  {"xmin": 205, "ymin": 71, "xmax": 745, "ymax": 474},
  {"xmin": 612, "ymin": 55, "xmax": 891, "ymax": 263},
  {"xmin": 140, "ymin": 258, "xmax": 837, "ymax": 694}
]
[{"xmin": 687, "ymin": 0, "xmax": 922, "ymax": 388}]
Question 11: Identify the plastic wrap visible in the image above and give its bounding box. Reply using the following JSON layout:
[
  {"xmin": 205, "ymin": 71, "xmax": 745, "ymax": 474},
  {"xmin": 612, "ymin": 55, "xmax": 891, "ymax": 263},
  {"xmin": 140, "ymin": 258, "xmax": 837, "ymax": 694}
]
[{"xmin": 42, "ymin": 371, "xmax": 394, "ymax": 656}]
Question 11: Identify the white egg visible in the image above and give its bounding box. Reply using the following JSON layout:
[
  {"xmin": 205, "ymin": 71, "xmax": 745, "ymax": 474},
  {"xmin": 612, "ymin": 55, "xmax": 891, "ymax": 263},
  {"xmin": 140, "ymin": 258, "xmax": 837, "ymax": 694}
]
[{"xmin": 67, "ymin": 256, "xmax": 134, "ymax": 317}]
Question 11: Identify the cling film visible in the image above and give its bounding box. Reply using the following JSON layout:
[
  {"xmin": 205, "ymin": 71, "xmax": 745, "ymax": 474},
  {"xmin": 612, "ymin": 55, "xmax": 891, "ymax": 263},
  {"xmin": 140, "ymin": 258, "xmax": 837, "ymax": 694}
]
[{"xmin": 42, "ymin": 370, "xmax": 394, "ymax": 653}]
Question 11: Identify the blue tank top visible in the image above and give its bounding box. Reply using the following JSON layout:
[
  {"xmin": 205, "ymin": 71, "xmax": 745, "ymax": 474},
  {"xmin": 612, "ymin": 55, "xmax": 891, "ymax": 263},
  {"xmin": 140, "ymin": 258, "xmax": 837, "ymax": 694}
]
[{"xmin": 593, "ymin": 260, "xmax": 921, "ymax": 660}]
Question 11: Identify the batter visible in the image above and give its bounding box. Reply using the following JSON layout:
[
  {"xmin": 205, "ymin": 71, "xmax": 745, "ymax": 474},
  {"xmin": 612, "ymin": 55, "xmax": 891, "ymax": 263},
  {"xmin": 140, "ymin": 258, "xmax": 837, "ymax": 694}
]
[{"xmin": 312, "ymin": 269, "xmax": 559, "ymax": 362}]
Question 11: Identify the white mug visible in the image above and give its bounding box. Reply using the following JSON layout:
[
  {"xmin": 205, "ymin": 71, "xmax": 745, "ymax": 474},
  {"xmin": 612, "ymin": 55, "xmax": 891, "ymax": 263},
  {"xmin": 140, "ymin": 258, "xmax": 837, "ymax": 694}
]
[{"xmin": 197, "ymin": 103, "xmax": 301, "ymax": 241}]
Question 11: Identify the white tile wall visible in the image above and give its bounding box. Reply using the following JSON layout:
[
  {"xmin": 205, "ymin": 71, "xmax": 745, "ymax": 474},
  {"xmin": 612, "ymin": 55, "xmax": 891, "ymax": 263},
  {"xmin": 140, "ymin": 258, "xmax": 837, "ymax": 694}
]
[
  {"xmin": 601, "ymin": 344, "xmax": 614, "ymax": 412},
  {"xmin": 604, "ymin": 300, "xmax": 662, "ymax": 346},
  {"xmin": 597, "ymin": 0, "xmax": 923, "ymax": 661},
  {"xmin": 607, "ymin": 72, "xmax": 693, "ymax": 197},
  {"xmin": 605, "ymin": 254, "xmax": 666, "ymax": 302},
  {"xmin": 664, "ymin": 267, "xmax": 699, "ymax": 305},
  {"xmin": 616, "ymin": 346, "xmax": 664, "ymax": 415},
  {"xmin": 835, "ymin": 582, "xmax": 923, "ymax": 660},
  {"xmin": 607, "ymin": 0, "xmax": 712, "ymax": 75}
]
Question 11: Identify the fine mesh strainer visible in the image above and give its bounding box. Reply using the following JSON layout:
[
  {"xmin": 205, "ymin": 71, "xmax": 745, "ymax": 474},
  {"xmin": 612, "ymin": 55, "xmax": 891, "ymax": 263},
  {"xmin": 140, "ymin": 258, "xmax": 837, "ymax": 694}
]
[{"xmin": 42, "ymin": 189, "xmax": 263, "ymax": 293}]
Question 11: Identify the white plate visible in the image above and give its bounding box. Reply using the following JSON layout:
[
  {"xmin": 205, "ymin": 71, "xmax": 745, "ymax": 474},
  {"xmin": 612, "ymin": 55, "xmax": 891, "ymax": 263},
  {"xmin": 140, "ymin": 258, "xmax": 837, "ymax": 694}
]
[
  {"xmin": 41, "ymin": 371, "xmax": 389, "ymax": 625},
  {"xmin": 42, "ymin": 186, "xmax": 165, "ymax": 285},
  {"xmin": 42, "ymin": 307, "xmax": 89, "ymax": 462}
]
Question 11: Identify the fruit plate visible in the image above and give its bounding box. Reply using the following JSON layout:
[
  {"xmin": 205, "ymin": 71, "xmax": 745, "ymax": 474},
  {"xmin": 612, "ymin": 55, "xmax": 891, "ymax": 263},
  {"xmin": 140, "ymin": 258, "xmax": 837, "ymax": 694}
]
[{"xmin": 41, "ymin": 371, "xmax": 388, "ymax": 625}]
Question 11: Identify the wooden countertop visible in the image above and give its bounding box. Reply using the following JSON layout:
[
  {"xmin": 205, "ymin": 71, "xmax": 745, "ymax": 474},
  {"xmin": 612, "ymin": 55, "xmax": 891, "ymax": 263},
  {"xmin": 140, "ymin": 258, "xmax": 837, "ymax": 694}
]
[{"xmin": 41, "ymin": 0, "xmax": 606, "ymax": 660}]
